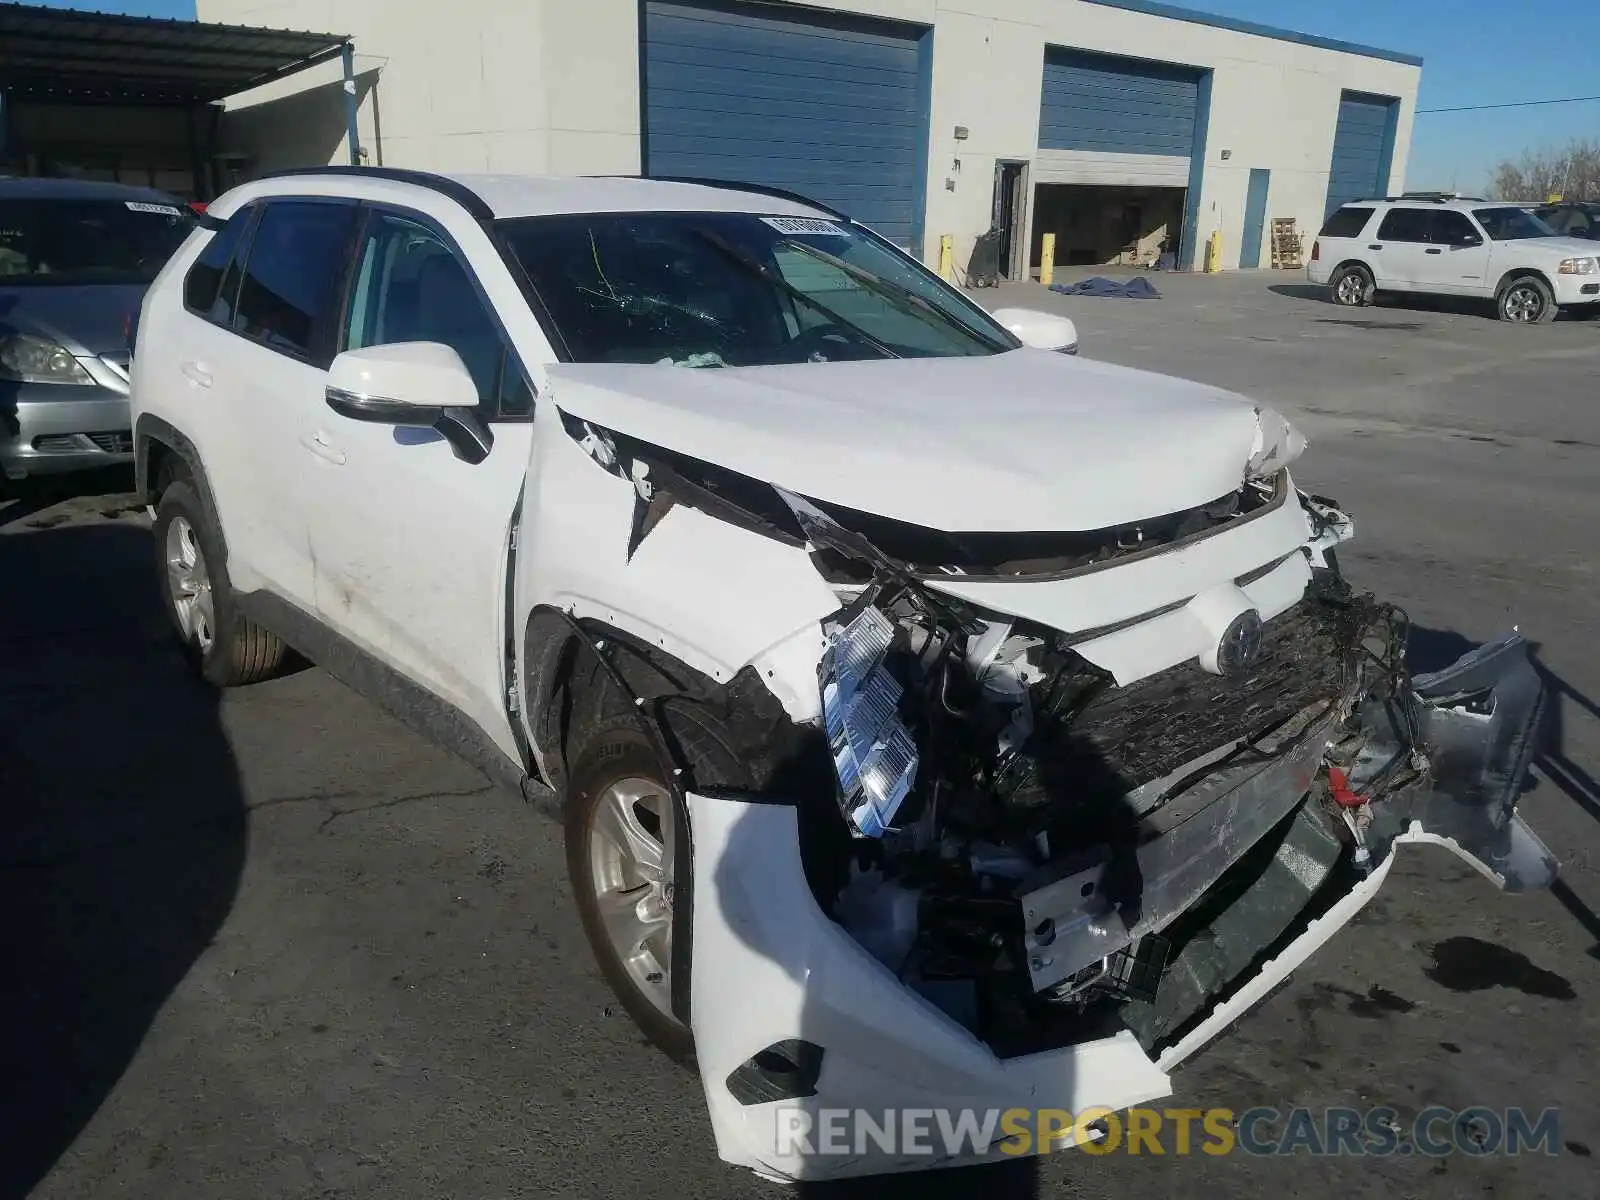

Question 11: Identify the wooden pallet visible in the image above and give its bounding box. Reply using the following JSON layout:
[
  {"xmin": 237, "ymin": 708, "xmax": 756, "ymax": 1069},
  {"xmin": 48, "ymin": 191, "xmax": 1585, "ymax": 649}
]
[{"xmin": 1270, "ymin": 217, "xmax": 1305, "ymax": 269}]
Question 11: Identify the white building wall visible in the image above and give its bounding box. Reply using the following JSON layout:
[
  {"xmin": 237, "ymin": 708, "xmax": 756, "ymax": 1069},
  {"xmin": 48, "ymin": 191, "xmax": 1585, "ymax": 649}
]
[{"xmin": 200, "ymin": 0, "xmax": 1419, "ymax": 271}]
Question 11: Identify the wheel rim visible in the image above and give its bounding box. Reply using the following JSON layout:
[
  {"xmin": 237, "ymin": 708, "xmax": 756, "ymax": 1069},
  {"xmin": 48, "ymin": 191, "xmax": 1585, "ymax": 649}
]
[
  {"xmin": 1336, "ymin": 273, "xmax": 1364, "ymax": 304},
  {"xmin": 1505, "ymin": 285, "xmax": 1543, "ymax": 322},
  {"xmin": 165, "ymin": 515, "xmax": 216, "ymax": 652},
  {"xmin": 587, "ymin": 776, "xmax": 675, "ymax": 1018}
]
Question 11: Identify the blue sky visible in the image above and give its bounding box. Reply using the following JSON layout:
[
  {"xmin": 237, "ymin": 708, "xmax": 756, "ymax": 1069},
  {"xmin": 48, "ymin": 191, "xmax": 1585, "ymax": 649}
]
[{"xmin": 37, "ymin": 0, "xmax": 1600, "ymax": 192}]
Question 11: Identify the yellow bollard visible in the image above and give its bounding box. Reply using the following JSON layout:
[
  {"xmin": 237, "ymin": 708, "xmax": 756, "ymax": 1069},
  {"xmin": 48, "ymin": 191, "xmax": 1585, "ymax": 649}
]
[
  {"xmin": 1204, "ymin": 230, "xmax": 1223, "ymax": 273},
  {"xmin": 1040, "ymin": 233, "xmax": 1056, "ymax": 287},
  {"xmin": 938, "ymin": 235, "xmax": 954, "ymax": 281}
]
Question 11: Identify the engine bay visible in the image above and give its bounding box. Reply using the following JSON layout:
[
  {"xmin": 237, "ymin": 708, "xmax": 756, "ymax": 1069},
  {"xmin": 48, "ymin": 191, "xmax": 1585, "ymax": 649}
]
[{"xmin": 816, "ymin": 563, "xmax": 1414, "ymax": 1056}]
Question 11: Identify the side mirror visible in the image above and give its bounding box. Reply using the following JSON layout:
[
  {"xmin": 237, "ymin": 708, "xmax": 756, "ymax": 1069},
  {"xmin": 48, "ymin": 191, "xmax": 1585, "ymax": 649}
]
[
  {"xmin": 325, "ymin": 342, "xmax": 492, "ymax": 464},
  {"xmin": 989, "ymin": 307, "xmax": 1080, "ymax": 354},
  {"xmin": 1455, "ymin": 233, "xmax": 1483, "ymax": 248}
]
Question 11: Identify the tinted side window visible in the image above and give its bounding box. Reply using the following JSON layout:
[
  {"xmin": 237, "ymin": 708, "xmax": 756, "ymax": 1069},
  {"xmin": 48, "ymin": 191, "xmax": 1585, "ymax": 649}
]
[
  {"xmin": 1319, "ymin": 206, "xmax": 1374, "ymax": 238},
  {"xmin": 1376, "ymin": 208, "xmax": 1430, "ymax": 242},
  {"xmin": 233, "ymin": 201, "xmax": 360, "ymax": 365},
  {"xmin": 343, "ymin": 211, "xmax": 521, "ymax": 416},
  {"xmin": 183, "ymin": 206, "xmax": 255, "ymax": 322},
  {"xmin": 1568, "ymin": 209, "xmax": 1593, "ymax": 236},
  {"xmin": 1534, "ymin": 207, "xmax": 1569, "ymax": 232},
  {"xmin": 1429, "ymin": 211, "xmax": 1478, "ymax": 244}
]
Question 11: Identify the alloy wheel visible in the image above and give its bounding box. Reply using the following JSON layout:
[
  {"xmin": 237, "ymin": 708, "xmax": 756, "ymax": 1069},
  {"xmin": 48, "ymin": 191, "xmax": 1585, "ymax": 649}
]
[
  {"xmin": 1504, "ymin": 285, "xmax": 1543, "ymax": 322},
  {"xmin": 165, "ymin": 515, "xmax": 216, "ymax": 652},
  {"xmin": 586, "ymin": 776, "xmax": 676, "ymax": 1017}
]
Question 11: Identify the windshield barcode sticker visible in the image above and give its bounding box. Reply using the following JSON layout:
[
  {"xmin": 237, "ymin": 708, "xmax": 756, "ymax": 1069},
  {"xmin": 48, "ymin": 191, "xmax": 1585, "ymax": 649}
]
[
  {"xmin": 762, "ymin": 216, "xmax": 848, "ymax": 237},
  {"xmin": 125, "ymin": 201, "xmax": 183, "ymax": 216}
]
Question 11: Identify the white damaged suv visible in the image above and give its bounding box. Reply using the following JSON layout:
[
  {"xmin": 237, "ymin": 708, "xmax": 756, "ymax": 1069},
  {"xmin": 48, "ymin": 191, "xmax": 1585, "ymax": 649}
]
[{"xmin": 131, "ymin": 169, "xmax": 1555, "ymax": 1181}]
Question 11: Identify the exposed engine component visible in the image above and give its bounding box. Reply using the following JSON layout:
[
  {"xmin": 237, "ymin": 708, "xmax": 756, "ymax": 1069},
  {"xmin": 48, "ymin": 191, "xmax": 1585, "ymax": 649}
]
[{"xmin": 821, "ymin": 566, "xmax": 1414, "ymax": 1048}]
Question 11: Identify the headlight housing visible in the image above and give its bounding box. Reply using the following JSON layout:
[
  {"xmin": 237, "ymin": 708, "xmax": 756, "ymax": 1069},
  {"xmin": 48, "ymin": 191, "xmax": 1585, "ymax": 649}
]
[
  {"xmin": 820, "ymin": 606, "xmax": 918, "ymax": 838},
  {"xmin": 1558, "ymin": 257, "xmax": 1598, "ymax": 275},
  {"xmin": 0, "ymin": 332, "xmax": 95, "ymax": 385}
]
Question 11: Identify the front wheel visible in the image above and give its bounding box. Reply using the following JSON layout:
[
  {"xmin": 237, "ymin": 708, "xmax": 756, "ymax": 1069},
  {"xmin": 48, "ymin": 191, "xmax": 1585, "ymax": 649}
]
[
  {"xmin": 566, "ymin": 718, "xmax": 696, "ymax": 1064},
  {"xmin": 1497, "ymin": 276, "xmax": 1556, "ymax": 324},
  {"xmin": 1330, "ymin": 264, "xmax": 1375, "ymax": 307}
]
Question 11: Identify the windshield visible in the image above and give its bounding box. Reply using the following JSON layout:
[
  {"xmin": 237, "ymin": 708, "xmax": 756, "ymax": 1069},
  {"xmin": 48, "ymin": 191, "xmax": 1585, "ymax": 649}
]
[
  {"xmin": 0, "ymin": 197, "xmax": 192, "ymax": 285},
  {"xmin": 497, "ymin": 211, "xmax": 1017, "ymax": 365},
  {"xmin": 1472, "ymin": 207, "xmax": 1558, "ymax": 241}
]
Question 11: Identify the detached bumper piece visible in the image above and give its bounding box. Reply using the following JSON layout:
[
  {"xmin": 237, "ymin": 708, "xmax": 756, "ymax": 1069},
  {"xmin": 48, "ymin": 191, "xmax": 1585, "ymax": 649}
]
[{"xmin": 1359, "ymin": 631, "xmax": 1556, "ymax": 892}]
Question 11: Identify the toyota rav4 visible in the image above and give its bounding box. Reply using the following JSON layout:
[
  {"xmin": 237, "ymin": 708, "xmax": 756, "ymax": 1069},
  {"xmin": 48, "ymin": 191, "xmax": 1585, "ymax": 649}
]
[{"xmin": 130, "ymin": 168, "xmax": 1555, "ymax": 1182}]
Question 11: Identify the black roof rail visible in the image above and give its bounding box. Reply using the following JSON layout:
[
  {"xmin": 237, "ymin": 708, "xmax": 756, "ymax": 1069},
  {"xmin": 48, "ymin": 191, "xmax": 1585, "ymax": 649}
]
[
  {"xmin": 638, "ymin": 174, "xmax": 851, "ymax": 222},
  {"xmin": 257, "ymin": 165, "xmax": 494, "ymax": 221}
]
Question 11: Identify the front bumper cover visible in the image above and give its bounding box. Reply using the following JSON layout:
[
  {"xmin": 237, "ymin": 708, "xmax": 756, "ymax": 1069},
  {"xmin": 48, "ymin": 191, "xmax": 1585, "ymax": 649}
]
[{"xmin": 687, "ymin": 632, "xmax": 1554, "ymax": 1181}]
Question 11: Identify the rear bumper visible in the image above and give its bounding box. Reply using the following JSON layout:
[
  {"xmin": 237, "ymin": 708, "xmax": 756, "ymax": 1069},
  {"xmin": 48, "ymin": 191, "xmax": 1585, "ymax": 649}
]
[
  {"xmin": 688, "ymin": 633, "xmax": 1553, "ymax": 1181},
  {"xmin": 1, "ymin": 384, "xmax": 132, "ymax": 479}
]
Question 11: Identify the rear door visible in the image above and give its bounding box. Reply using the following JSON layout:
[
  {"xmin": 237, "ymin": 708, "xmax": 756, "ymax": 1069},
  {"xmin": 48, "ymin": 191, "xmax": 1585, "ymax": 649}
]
[
  {"xmin": 1424, "ymin": 210, "xmax": 1491, "ymax": 295},
  {"xmin": 300, "ymin": 206, "xmax": 536, "ymax": 760},
  {"xmin": 1370, "ymin": 206, "xmax": 1431, "ymax": 288},
  {"xmin": 171, "ymin": 198, "xmax": 360, "ymax": 609}
]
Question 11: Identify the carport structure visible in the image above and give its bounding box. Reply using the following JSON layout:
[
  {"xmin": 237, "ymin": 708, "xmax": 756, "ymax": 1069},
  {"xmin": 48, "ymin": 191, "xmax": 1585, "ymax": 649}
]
[{"xmin": 0, "ymin": 1, "xmax": 354, "ymax": 199}]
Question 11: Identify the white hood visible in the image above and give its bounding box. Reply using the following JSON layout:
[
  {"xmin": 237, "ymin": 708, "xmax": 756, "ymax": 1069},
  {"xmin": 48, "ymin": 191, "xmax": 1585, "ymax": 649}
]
[
  {"xmin": 547, "ymin": 349, "xmax": 1291, "ymax": 532},
  {"xmin": 1505, "ymin": 236, "xmax": 1600, "ymax": 258}
]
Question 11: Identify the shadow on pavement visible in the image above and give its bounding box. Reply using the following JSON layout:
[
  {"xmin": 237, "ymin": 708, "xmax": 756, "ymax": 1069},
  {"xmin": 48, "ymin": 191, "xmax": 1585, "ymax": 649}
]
[
  {"xmin": 0, "ymin": 522, "xmax": 246, "ymax": 1197},
  {"xmin": 0, "ymin": 467, "xmax": 139, "ymax": 530},
  {"xmin": 1408, "ymin": 624, "xmax": 1600, "ymax": 959}
]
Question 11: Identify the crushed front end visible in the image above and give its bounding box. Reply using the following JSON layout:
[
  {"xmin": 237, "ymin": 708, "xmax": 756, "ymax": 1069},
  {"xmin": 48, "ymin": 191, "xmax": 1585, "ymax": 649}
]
[
  {"xmin": 687, "ymin": 488, "xmax": 1553, "ymax": 1181},
  {"xmin": 542, "ymin": 391, "xmax": 1554, "ymax": 1181}
]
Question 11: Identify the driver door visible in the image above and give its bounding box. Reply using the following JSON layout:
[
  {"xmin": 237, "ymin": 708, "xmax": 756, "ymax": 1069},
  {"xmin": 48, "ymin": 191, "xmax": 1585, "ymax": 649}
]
[
  {"xmin": 300, "ymin": 207, "xmax": 536, "ymax": 758},
  {"xmin": 1424, "ymin": 210, "xmax": 1490, "ymax": 296}
]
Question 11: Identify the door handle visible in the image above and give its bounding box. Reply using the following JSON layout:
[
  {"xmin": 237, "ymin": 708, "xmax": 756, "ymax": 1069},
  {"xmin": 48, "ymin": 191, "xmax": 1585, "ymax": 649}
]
[
  {"xmin": 1425, "ymin": 248, "xmax": 1443, "ymax": 255},
  {"xmin": 299, "ymin": 430, "xmax": 347, "ymax": 466},
  {"xmin": 180, "ymin": 359, "xmax": 212, "ymax": 387},
  {"xmin": 1367, "ymin": 244, "xmax": 1384, "ymax": 251}
]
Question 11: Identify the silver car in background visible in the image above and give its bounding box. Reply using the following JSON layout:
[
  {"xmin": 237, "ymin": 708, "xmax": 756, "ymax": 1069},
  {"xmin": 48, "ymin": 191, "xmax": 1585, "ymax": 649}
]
[{"xmin": 1, "ymin": 177, "xmax": 192, "ymax": 482}]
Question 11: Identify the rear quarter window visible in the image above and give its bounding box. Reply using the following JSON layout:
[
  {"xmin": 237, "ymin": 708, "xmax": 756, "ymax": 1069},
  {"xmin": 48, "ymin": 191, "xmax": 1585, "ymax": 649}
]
[
  {"xmin": 183, "ymin": 207, "xmax": 255, "ymax": 322},
  {"xmin": 1319, "ymin": 207, "xmax": 1374, "ymax": 238}
]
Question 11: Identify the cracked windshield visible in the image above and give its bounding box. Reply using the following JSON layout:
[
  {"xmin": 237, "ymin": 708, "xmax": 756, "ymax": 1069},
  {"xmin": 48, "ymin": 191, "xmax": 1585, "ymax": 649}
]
[{"xmin": 498, "ymin": 211, "xmax": 1013, "ymax": 365}]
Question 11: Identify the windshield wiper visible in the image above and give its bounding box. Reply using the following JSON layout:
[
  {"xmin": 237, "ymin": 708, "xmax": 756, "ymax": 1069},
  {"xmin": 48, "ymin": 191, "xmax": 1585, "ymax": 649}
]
[
  {"xmin": 687, "ymin": 228, "xmax": 900, "ymax": 360},
  {"xmin": 780, "ymin": 239, "xmax": 1010, "ymax": 353}
]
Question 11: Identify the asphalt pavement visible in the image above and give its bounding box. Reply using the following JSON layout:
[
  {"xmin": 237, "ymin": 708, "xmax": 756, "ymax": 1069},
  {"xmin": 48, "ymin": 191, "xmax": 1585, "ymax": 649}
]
[{"xmin": 3, "ymin": 271, "xmax": 1596, "ymax": 1199}]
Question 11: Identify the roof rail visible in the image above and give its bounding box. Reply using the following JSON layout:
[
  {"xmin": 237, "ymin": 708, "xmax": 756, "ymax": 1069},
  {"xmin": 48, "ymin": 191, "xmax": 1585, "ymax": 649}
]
[
  {"xmin": 1351, "ymin": 193, "xmax": 1487, "ymax": 205},
  {"xmin": 639, "ymin": 174, "xmax": 850, "ymax": 222},
  {"xmin": 258, "ymin": 165, "xmax": 494, "ymax": 221}
]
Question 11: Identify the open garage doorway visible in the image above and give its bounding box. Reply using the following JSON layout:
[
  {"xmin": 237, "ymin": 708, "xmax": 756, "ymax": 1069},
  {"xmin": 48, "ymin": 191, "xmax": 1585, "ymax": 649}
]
[{"xmin": 1030, "ymin": 184, "xmax": 1184, "ymax": 273}]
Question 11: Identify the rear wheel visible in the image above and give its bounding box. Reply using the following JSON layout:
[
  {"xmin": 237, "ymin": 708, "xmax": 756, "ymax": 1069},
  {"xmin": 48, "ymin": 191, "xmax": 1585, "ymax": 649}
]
[
  {"xmin": 1331, "ymin": 263, "xmax": 1375, "ymax": 307},
  {"xmin": 153, "ymin": 480, "xmax": 286, "ymax": 685},
  {"xmin": 1497, "ymin": 275, "xmax": 1556, "ymax": 324}
]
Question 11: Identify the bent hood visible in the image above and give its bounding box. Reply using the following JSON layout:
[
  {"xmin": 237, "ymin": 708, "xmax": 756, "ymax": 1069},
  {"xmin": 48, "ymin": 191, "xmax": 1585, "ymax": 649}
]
[{"xmin": 546, "ymin": 349, "xmax": 1293, "ymax": 532}]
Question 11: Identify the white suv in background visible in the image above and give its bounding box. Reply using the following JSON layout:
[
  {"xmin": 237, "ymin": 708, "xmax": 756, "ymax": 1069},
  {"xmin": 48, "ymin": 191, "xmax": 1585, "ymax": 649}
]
[
  {"xmin": 130, "ymin": 168, "xmax": 1553, "ymax": 1181},
  {"xmin": 1308, "ymin": 196, "xmax": 1600, "ymax": 322}
]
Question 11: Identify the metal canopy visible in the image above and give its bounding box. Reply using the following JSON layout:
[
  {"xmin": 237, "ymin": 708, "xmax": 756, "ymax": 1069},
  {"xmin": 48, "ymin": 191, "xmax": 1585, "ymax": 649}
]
[{"xmin": 0, "ymin": 2, "xmax": 348, "ymax": 105}]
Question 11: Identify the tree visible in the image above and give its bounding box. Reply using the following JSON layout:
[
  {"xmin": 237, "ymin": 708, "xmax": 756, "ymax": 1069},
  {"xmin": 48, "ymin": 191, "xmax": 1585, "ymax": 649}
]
[{"xmin": 1489, "ymin": 139, "xmax": 1600, "ymax": 201}]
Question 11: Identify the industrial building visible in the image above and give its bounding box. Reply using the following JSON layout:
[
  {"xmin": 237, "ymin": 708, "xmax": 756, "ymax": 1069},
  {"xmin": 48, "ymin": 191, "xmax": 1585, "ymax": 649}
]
[{"xmin": 3, "ymin": 0, "xmax": 1422, "ymax": 274}]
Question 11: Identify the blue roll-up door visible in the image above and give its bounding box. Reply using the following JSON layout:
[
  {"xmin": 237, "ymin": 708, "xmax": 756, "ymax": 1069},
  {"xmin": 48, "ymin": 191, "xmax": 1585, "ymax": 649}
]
[
  {"xmin": 1038, "ymin": 48, "xmax": 1201, "ymax": 160},
  {"xmin": 642, "ymin": 0, "xmax": 928, "ymax": 249},
  {"xmin": 1324, "ymin": 92, "xmax": 1398, "ymax": 217}
]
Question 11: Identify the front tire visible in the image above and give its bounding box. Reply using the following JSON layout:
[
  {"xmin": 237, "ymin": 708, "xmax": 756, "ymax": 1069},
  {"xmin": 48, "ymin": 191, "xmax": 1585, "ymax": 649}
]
[
  {"xmin": 1330, "ymin": 263, "xmax": 1375, "ymax": 307},
  {"xmin": 566, "ymin": 718, "xmax": 697, "ymax": 1064},
  {"xmin": 1497, "ymin": 275, "xmax": 1556, "ymax": 324},
  {"xmin": 153, "ymin": 480, "xmax": 286, "ymax": 686}
]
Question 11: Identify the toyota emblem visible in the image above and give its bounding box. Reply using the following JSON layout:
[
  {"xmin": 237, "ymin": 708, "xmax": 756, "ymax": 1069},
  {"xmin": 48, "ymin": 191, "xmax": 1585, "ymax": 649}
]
[{"xmin": 1216, "ymin": 610, "xmax": 1265, "ymax": 678}]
